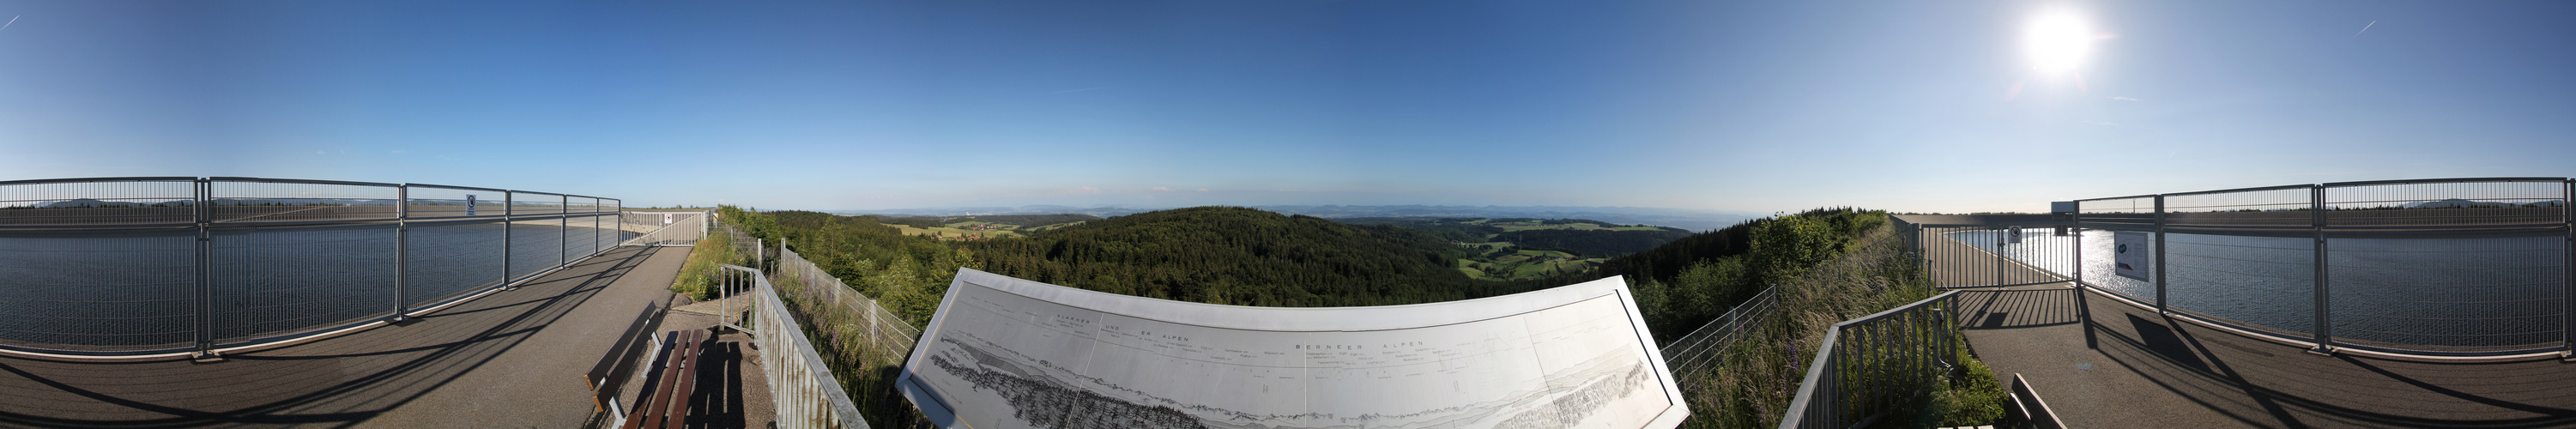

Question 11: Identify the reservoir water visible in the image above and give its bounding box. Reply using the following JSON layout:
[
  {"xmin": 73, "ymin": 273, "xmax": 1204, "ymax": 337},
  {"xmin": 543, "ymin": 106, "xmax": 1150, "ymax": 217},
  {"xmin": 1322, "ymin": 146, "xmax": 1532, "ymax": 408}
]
[
  {"xmin": 0, "ymin": 221, "xmax": 638, "ymax": 351},
  {"xmin": 1950, "ymin": 229, "xmax": 2565, "ymax": 350}
]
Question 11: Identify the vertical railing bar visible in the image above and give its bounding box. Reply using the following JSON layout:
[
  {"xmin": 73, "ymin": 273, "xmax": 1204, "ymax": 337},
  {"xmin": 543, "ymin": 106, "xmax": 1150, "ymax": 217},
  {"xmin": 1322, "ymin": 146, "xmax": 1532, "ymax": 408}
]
[
  {"xmin": 503, "ymin": 190, "xmax": 514, "ymax": 290},
  {"xmin": 193, "ymin": 178, "xmax": 213, "ymax": 357},
  {"xmin": 2564, "ymin": 178, "xmax": 2573, "ymax": 360},
  {"xmin": 395, "ymin": 184, "xmax": 409, "ymax": 322},
  {"xmin": 2313, "ymin": 184, "xmax": 2334, "ymax": 354},
  {"xmin": 2155, "ymin": 195, "xmax": 2168, "ymax": 313}
]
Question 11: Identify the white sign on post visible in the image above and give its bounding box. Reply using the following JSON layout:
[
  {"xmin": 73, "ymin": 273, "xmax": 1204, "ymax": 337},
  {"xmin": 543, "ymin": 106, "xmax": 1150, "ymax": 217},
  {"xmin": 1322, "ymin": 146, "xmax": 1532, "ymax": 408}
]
[
  {"xmin": 662, "ymin": 213, "xmax": 674, "ymax": 226},
  {"xmin": 2006, "ymin": 226, "xmax": 2023, "ymax": 244},
  {"xmin": 2115, "ymin": 232, "xmax": 2149, "ymax": 281},
  {"xmin": 465, "ymin": 195, "xmax": 477, "ymax": 216}
]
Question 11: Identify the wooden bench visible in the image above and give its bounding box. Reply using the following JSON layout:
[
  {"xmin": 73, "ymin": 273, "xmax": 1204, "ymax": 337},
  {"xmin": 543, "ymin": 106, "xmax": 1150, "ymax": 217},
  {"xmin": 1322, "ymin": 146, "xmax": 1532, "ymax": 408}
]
[
  {"xmin": 588, "ymin": 300, "xmax": 668, "ymax": 416},
  {"xmin": 625, "ymin": 329, "xmax": 707, "ymax": 429}
]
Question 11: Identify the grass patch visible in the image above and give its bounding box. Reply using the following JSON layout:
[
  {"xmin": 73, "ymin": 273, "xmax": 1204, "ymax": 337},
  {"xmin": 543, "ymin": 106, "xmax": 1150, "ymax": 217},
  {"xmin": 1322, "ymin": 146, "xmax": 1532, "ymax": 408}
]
[{"xmin": 668, "ymin": 229, "xmax": 741, "ymax": 300}]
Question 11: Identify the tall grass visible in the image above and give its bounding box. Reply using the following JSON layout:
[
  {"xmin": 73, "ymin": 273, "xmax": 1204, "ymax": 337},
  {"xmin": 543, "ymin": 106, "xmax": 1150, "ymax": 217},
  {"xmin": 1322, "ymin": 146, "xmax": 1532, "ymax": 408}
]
[
  {"xmin": 1678, "ymin": 222, "xmax": 2004, "ymax": 428},
  {"xmin": 670, "ymin": 228, "xmax": 741, "ymax": 300},
  {"xmin": 770, "ymin": 271, "xmax": 934, "ymax": 429}
]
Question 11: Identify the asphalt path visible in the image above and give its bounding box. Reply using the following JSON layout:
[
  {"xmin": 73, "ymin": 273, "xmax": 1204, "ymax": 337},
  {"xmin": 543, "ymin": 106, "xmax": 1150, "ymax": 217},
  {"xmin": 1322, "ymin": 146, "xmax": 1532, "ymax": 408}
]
[{"xmin": 0, "ymin": 245, "xmax": 713, "ymax": 427}]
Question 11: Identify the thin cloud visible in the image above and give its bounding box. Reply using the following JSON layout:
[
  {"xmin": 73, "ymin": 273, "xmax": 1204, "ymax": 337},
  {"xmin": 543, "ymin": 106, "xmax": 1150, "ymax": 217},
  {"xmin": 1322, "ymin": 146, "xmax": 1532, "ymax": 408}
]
[
  {"xmin": 2354, "ymin": 21, "xmax": 2375, "ymax": 37},
  {"xmin": 1150, "ymin": 186, "xmax": 1174, "ymax": 192},
  {"xmin": 2110, "ymin": 96, "xmax": 2139, "ymax": 101},
  {"xmin": 1, "ymin": 15, "xmax": 17, "ymax": 33},
  {"xmin": 1051, "ymin": 86, "xmax": 1115, "ymax": 94}
]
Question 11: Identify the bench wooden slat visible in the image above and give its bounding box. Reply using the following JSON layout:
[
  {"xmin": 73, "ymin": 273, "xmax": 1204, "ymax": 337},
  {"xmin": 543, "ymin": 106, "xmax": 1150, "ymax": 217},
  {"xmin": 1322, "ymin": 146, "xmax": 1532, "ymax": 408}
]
[{"xmin": 624, "ymin": 330, "xmax": 691, "ymax": 429}]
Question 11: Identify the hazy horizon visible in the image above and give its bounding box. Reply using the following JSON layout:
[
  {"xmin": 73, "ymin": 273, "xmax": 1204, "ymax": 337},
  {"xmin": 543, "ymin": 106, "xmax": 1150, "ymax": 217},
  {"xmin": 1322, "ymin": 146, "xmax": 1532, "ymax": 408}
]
[{"xmin": 3, "ymin": 1, "xmax": 2568, "ymax": 214}]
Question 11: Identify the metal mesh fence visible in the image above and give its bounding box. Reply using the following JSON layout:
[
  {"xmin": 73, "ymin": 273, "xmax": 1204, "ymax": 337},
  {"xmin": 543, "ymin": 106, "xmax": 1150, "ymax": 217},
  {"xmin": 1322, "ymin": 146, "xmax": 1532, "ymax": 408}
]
[
  {"xmin": 2320, "ymin": 180, "xmax": 2567, "ymax": 351},
  {"xmin": 1982, "ymin": 178, "xmax": 2576, "ymax": 357},
  {"xmin": 405, "ymin": 221, "xmax": 509, "ymax": 309},
  {"xmin": 209, "ymin": 223, "xmax": 400, "ymax": 344},
  {"xmin": 0, "ymin": 177, "xmax": 619, "ymax": 357},
  {"xmin": 0, "ymin": 229, "xmax": 197, "ymax": 350}
]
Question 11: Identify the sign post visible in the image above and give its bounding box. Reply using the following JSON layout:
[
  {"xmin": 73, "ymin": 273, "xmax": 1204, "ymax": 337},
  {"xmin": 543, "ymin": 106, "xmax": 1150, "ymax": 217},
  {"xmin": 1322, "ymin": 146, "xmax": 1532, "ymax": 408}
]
[{"xmin": 465, "ymin": 194, "xmax": 477, "ymax": 216}]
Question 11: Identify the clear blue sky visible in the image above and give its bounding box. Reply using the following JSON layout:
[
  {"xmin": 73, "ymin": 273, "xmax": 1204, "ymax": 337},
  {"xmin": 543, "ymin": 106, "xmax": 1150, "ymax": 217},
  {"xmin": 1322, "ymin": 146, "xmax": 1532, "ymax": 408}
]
[{"xmin": 1, "ymin": 1, "xmax": 2567, "ymax": 213}]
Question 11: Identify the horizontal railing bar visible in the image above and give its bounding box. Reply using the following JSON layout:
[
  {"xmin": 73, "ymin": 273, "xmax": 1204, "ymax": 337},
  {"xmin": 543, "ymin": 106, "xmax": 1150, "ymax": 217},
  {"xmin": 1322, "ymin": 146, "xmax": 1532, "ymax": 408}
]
[
  {"xmin": 403, "ymin": 183, "xmax": 510, "ymax": 193},
  {"xmin": 2323, "ymin": 177, "xmax": 2571, "ymax": 187},
  {"xmin": 205, "ymin": 177, "xmax": 402, "ymax": 188},
  {"xmin": 0, "ymin": 177, "xmax": 200, "ymax": 186},
  {"xmin": 1835, "ymin": 291, "xmax": 1961, "ymax": 328},
  {"xmin": 2161, "ymin": 183, "xmax": 2317, "ymax": 198}
]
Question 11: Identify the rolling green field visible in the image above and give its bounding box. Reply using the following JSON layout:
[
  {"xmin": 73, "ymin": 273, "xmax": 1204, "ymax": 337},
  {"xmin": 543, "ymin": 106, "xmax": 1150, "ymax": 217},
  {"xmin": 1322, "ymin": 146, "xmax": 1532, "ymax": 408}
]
[{"xmin": 1456, "ymin": 245, "xmax": 1605, "ymax": 281}]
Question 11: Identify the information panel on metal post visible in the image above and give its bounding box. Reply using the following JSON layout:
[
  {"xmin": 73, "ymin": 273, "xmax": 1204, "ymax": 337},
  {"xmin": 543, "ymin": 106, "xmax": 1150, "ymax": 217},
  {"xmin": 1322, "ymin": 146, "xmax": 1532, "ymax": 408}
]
[
  {"xmin": 898, "ymin": 268, "xmax": 1689, "ymax": 429},
  {"xmin": 2114, "ymin": 231, "xmax": 2150, "ymax": 281}
]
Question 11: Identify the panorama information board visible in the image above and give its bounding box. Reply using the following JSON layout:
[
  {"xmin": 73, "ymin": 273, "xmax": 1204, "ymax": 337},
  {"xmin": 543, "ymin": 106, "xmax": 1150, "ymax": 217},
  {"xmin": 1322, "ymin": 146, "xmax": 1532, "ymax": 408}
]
[{"xmin": 898, "ymin": 268, "xmax": 1688, "ymax": 429}]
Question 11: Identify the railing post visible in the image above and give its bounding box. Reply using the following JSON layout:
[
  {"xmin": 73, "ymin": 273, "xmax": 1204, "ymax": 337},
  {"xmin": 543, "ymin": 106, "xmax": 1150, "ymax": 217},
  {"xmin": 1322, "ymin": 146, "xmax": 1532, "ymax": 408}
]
[
  {"xmin": 193, "ymin": 178, "xmax": 214, "ymax": 358},
  {"xmin": 2312, "ymin": 184, "xmax": 2334, "ymax": 354},
  {"xmin": 1994, "ymin": 226, "xmax": 2005, "ymax": 287},
  {"xmin": 2564, "ymin": 178, "xmax": 2573, "ymax": 360},
  {"xmin": 558, "ymin": 194, "xmax": 568, "ymax": 270},
  {"xmin": 503, "ymin": 190, "xmax": 514, "ymax": 289},
  {"xmin": 395, "ymin": 184, "xmax": 408, "ymax": 323},
  {"xmin": 2155, "ymin": 195, "xmax": 2167, "ymax": 313},
  {"xmin": 2072, "ymin": 202, "xmax": 2083, "ymax": 289}
]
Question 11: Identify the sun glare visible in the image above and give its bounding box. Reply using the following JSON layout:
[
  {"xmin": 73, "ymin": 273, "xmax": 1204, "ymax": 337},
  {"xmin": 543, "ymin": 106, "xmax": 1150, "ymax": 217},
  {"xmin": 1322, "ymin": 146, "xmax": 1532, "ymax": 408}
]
[{"xmin": 2023, "ymin": 10, "xmax": 2092, "ymax": 76}]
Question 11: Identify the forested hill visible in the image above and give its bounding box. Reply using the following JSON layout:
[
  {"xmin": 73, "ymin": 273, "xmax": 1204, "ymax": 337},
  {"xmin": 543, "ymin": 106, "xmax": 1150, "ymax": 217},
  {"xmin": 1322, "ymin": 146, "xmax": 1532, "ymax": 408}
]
[
  {"xmin": 1542, "ymin": 208, "xmax": 1889, "ymax": 341},
  {"xmin": 964, "ymin": 207, "xmax": 1530, "ymax": 307}
]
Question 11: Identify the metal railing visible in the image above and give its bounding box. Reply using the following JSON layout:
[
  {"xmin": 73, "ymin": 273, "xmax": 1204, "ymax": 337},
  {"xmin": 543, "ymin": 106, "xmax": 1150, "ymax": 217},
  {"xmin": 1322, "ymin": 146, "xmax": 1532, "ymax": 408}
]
[
  {"xmin": 1778, "ymin": 291, "xmax": 1963, "ymax": 429},
  {"xmin": 1911, "ymin": 177, "xmax": 2575, "ymax": 359},
  {"xmin": 620, "ymin": 210, "xmax": 711, "ymax": 247},
  {"xmin": 1656, "ymin": 285, "xmax": 1779, "ymax": 386},
  {"xmin": 0, "ymin": 177, "xmax": 622, "ymax": 359},
  {"xmin": 724, "ymin": 263, "xmax": 872, "ymax": 429}
]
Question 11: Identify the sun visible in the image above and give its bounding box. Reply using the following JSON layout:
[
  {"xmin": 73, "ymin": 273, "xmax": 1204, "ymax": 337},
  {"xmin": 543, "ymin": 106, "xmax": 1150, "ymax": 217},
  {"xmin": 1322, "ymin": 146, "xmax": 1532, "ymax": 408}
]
[{"xmin": 2023, "ymin": 10, "xmax": 2094, "ymax": 76}]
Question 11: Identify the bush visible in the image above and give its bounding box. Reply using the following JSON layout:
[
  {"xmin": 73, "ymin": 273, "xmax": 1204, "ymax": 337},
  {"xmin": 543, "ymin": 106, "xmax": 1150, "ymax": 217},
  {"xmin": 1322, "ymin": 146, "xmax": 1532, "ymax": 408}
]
[{"xmin": 1924, "ymin": 344, "xmax": 2006, "ymax": 426}]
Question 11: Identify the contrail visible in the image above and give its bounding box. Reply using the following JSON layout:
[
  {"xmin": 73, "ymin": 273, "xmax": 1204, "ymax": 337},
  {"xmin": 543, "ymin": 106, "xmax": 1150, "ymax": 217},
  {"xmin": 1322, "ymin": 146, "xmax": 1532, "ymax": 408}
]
[
  {"xmin": 2354, "ymin": 21, "xmax": 2374, "ymax": 37},
  {"xmin": 1, "ymin": 15, "xmax": 18, "ymax": 33}
]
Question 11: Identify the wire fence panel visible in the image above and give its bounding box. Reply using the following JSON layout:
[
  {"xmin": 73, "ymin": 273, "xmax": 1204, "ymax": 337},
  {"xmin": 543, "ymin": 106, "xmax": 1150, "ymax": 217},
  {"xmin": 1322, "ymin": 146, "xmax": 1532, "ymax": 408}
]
[
  {"xmin": 740, "ymin": 263, "xmax": 874, "ymax": 429},
  {"xmin": 209, "ymin": 179, "xmax": 400, "ymax": 225},
  {"xmin": 2076, "ymin": 196, "xmax": 2160, "ymax": 305},
  {"xmin": 208, "ymin": 223, "xmax": 400, "ymax": 344},
  {"xmin": 509, "ymin": 216, "xmax": 564, "ymax": 281},
  {"xmin": 2320, "ymin": 179, "xmax": 2568, "ymax": 353},
  {"xmin": 404, "ymin": 221, "xmax": 509, "ymax": 310},
  {"xmin": 402, "ymin": 185, "xmax": 504, "ymax": 221},
  {"xmin": 0, "ymin": 229, "xmax": 197, "ymax": 350},
  {"xmin": 1656, "ymin": 285, "xmax": 1777, "ymax": 389},
  {"xmin": 0, "ymin": 178, "xmax": 198, "ymax": 227}
]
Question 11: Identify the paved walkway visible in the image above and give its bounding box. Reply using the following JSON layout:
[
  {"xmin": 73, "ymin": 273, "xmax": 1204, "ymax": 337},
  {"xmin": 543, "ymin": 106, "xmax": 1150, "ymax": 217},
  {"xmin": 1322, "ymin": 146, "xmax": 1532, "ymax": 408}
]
[
  {"xmin": 0, "ymin": 245, "xmax": 769, "ymax": 428},
  {"xmin": 1957, "ymin": 284, "xmax": 2576, "ymax": 428}
]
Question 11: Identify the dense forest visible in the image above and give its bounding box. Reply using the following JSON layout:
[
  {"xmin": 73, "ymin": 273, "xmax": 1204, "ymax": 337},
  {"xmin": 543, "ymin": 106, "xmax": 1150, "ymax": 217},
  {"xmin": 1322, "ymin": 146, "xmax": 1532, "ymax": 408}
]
[
  {"xmin": 717, "ymin": 204, "xmax": 1888, "ymax": 344},
  {"xmin": 961, "ymin": 207, "xmax": 1533, "ymax": 306}
]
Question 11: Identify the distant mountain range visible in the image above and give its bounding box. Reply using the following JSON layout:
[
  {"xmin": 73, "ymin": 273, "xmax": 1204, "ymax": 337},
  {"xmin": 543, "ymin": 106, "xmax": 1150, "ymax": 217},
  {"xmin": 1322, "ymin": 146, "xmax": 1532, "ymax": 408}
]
[{"xmin": 831, "ymin": 204, "xmax": 1761, "ymax": 232}]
